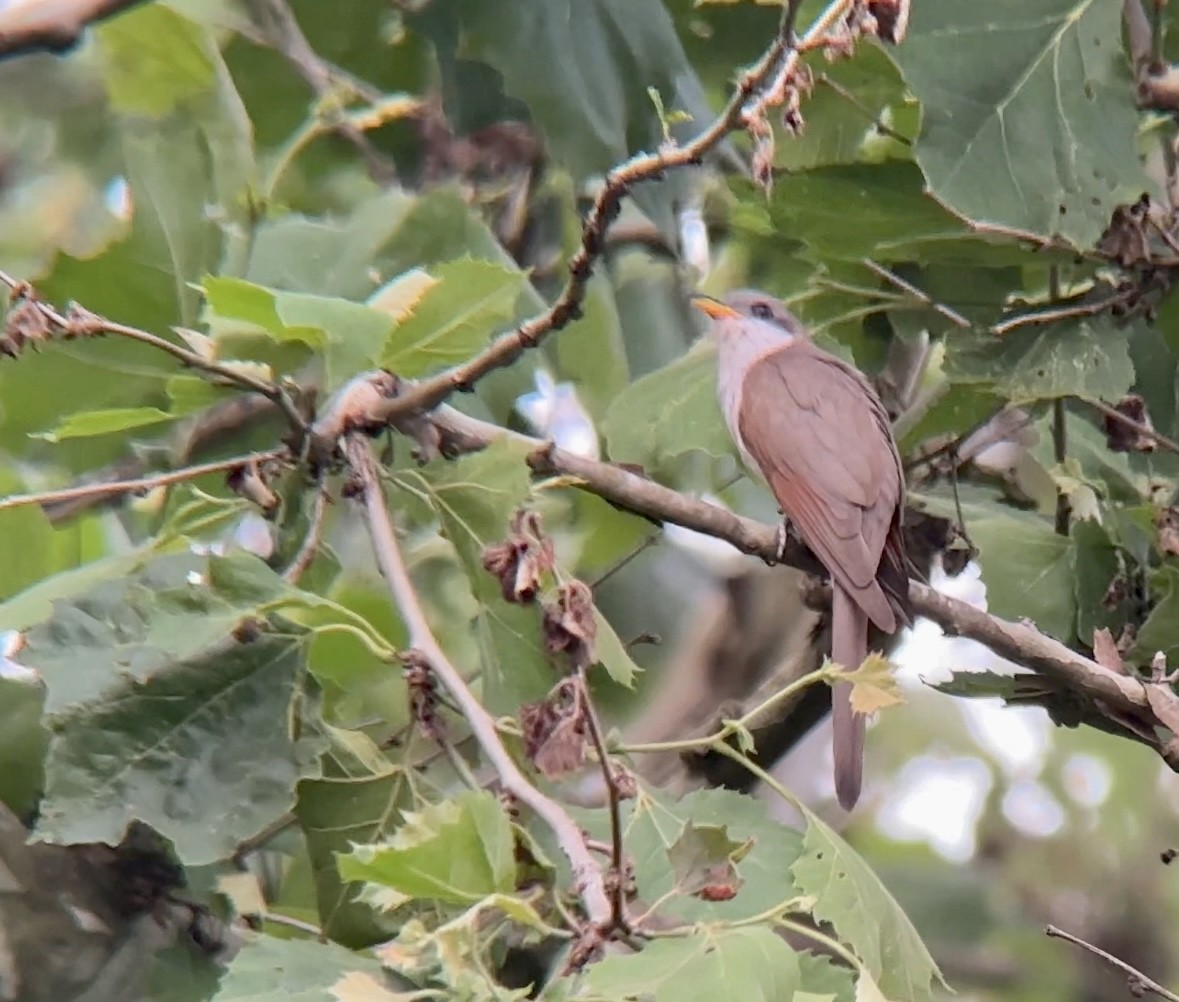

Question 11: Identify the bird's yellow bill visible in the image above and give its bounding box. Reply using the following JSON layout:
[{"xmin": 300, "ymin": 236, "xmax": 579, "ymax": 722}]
[{"xmin": 690, "ymin": 296, "xmax": 742, "ymax": 320}]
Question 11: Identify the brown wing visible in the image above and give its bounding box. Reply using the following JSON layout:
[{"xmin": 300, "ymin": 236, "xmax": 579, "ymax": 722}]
[{"xmin": 737, "ymin": 342, "xmax": 906, "ymax": 632}]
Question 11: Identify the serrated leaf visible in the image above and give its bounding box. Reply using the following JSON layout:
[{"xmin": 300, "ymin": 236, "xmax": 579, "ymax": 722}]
[
  {"xmin": 842, "ymin": 653, "xmax": 904, "ymax": 716},
  {"xmin": 895, "ymin": 0, "xmax": 1151, "ymax": 247},
  {"xmin": 947, "ymin": 317, "xmax": 1136, "ymax": 405},
  {"xmin": 603, "ymin": 341, "xmax": 733, "ymax": 469},
  {"xmin": 296, "ymin": 757, "xmax": 411, "ymax": 946},
  {"xmin": 19, "ymin": 551, "xmax": 287, "ymax": 714},
  {"xmin": 791, "ymin": 803, "xmax": 944, "ymax": 1002},
  {"xmin": 913, "ymin": 492, "xmax": 1077, "ymax": 640},
  {"xmin": 212, "ymin": 934, "xmax": 384, "ymax": 1002},
  {"xmin": 338, "ymin": 791, "xmax": 516, "ymax": 906},
  {"xmin": 592, "ymin": 608, "xmax": 638, "ymax": 688},
  {"xmin": 35, "ymin": 629, "xmax": 324, "ymax": 864},
  {"xmin": 573, "ymin": 787, "xmax": 804, "ymax": 924},
  {"xmin": 33, "ymin": 407, "xmax": 175, "ymax": 442},
  {"xmin": 202, "ymin": 276, "xmax": 394, "ymax": 392},
  {"xmin": 380, "ymin": 259, "xmax": 526, "ymax": 375},
  {"xmin": 734, "ymin": 163, "xmax": 969, "ymax": 263},
  {"xmin": 576, "ymin": 927, "xmax": 799, "ymax": 1002},
  {"xmin": 667, "ymin": 822, "xmax": 752, "ymax": 899}
]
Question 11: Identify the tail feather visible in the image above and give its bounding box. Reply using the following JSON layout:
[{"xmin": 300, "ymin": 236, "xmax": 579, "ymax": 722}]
[{"xmin": 832, "ymin": 583, "xmax": 867, "ymax": 811}]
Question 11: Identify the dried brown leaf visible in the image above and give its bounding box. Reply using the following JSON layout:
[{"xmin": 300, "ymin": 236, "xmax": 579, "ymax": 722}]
[{"xmin": 542, "ymin": 579, "xmax": 597, "ymax": 671}]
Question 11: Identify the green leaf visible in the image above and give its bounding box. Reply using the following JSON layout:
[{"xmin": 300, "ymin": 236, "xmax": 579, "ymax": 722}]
[
  {"xmin": 380, "ymin": 259, "xmax": 526, "ymax": 375},
  {"xmin": 574, "ymin": 787, "xmax": 804, "ymax": 924},
  {"xmin": 592, "ymin": 608, "xmax": 639, "ymax": 688},
  {"xmin": 0, "ymin": 679, "xmax": 48, "ymax": 819},
  {"xmin": 203, "ymin": 276, "xmax": 394, "ymax": 392},
  {"xmin": 798, "ymin": 951, "xmax": 856, "ymax": 1002},
  {"xmin": 913, "ymin": 493, "xmax": 1077, "ymax": 640},
  {"xmin": 338, "ymin": 791, "xmax": 516, "ymax": 906},
  {"xmin": 440, "ymin": 0, "xmax": 709, "ymax": 179},
  {"xmin": 33, "ymin": 406, "xmax": 174, "ymax": 442},
  {"xmin": 246, "ymin": 188, "xmax": 541, "ymax": 304},
  {"xmin": 667, "ymin": 822, "xmax": 752, "ymax": 898},
  {"xmin": 0, "ymin": 470, "xmax": 77, "ymax": 603},
  {"xmin": 775, "ymin": 46, "xmax": 907, "ymax": 171},
  {"xmin": 554, "ymin": 274, "xmax": 630, "ymax": 418},
  {"xmin": 576, "ymin": 927, "xmax": 800, "ymax": 1002},
  {"xmin": 20, "ymin": 551, "xmax": 277, "ymax": 715},
  {"xmin": 735, "ymin": 163, "xmax": 972, "ymax": 263},
  {"xmin": 296, "ymin": 754, "xmax": 411, "ymax": 947},
  {"xmin": 895, "ymin": 0, "xmax": 1150, "ymax": 246},
  {"xmin": 1072, "ymin": 519, "xmax": 1121, "ymax": 642},
  {"xmin": 1136, "ymin": 566, "xmax": 1179, "ymax": 663},
  {"xmin": 792, "ymin": 803, "xmax": 944, "ymax": 1002},
  {"xmin": 947, "ymin": 316, "xmax": 1136, "ymax": 405},
  {"xmin": 932, "ymin": 671, "xmax": 1051, "ymax": 703},
  {"xmin": 603, "ymin": 341, "xmax": 733, "ymax": 470},
  {"xmin": 414, "ymin": 441, "xmax": 553, "ymax": 712},
  {"xmin": 211, "ymin": 934, "xmax": 384, "ymax": 1002},
  {"xmin": 97, "ymin": 5, "xmax": 216, "ymax": 118},
  {"xmin": 35, "ymin": 629, "xmax": 324, "ymax": 864}
]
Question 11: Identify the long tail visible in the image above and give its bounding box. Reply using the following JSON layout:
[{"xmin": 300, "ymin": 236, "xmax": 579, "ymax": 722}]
[{"xmin": 831, "ymin": 583, "xmax": 868, "ymax": 810}]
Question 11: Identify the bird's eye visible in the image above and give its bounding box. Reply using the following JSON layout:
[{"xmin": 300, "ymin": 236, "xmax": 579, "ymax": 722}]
[{"xmin": 750, "ymin": 302, "xmax": 773, "ymax": 320}]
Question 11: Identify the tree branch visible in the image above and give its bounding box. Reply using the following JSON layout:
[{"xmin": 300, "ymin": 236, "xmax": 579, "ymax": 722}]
[
  {"xmin": 419, "ymin": 402, "xmax": 1179, "ymax": 772},
  {"xmin": 0, "ymin": 271, "xmax": 309, "ymax": 436},
  {"xmin": 0, "ymin": 449, "xmax": 289, "ymax": 513},
  {"xmin": 0, "ymin": 0, "xmax": 145, "ymax": 58},
  {"xmin": 1046, "ymin": 924, "xmax": 1179, "ymax": 1002},
  {"xmin": 371, "ymin": 0, "xmax": 846, "ymax": 427},
  {"xmin": 340, "ymin": 433, "xmax": 613, "ymax": 931}
]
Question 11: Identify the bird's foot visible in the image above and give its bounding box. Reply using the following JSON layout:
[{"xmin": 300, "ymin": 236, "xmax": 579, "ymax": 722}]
[{"xmin": 764, "ymin": 517, "xmax": 794, "ymax": 567}]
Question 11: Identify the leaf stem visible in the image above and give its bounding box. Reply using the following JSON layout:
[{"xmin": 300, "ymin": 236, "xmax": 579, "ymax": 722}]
[{"xmin": 618, "ymin": 665, "xmax": 832, "ymax": 755}]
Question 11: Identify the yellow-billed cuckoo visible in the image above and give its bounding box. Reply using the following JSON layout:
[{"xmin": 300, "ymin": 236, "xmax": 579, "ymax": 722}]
[{"xmin": 692, "ymin": 290, "xmax": 910, "ymax": 809}]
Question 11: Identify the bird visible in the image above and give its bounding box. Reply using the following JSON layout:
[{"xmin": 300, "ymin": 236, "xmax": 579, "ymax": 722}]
[{"xmin": 692, "ymin": 289, "xmax": 910, "ymax": 809}]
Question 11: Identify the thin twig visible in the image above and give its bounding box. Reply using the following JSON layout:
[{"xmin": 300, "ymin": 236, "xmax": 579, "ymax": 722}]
[
  {"xmin": 1082, "ymin": 397, "xmax": 1179, "ymax": 456},
  {"xmin": 244, "ymin": 0, "xmax": 397, "ymax": 184},
  {"xmin": 1046, "ymin": 924, "xmax": 1179, "ymax": 1002},
  {"xmin": 262, "ymin": 911, "xmax": 326, "ymax": 940},
  {"xmin": 0, "ymin": 0, "xmax": 146, "ymax": 58},
  {"xmin": 0, "ymin": 449, "xmax": 289, "ymax": 513},
  {"xmin": 283, "ymin": 486, "xmax": 330, "ymax": 583},
  {"xmin": 341, "ymin": 432, "xmax": 612, "ymax": 929},
  {"xmin": 576, "ymin": 669, "xmax": 627, "ymax": 929},
  {"xmin": 587, "ymin": 532, "xmax": 661, "ymax": 590},
  {"xmin": 0, "ymin": 271, "xmax": 308, "ymax": 435},
  {"xmin": 372, "ymin": 0, "xmax": 848, "ymax": 427},
  {"xmin": 861, "ymin": 258, "xmax": 971, "ymax": 328},
  {"xmin": 818, "ymin": 74, "xmax": 911, "ymax": 145},
  {"xmin": 1053, "ymin": 398, "xmax": 1069, "ymax": 535},
  {"xmin": 991, "ymin": 288, "xmax": 1134, "ymax": 336},
  {"xmin": 619, "ymin": 664, "xmax": 830, "ymax": 756}
]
